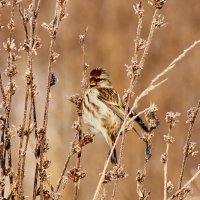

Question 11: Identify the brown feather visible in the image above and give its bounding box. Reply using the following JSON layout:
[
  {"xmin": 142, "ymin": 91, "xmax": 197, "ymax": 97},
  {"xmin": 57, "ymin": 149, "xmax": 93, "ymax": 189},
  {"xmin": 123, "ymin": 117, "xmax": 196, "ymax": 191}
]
[{"xmin": 97, "ymin": 87, "xmax": 125, "ymax": 120}]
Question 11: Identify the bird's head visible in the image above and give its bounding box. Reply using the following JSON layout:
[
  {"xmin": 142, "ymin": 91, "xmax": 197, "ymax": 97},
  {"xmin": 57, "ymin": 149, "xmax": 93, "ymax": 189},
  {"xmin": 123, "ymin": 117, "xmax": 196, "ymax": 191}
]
[{"xmin": 89, "ymin": 67, "xmax": 112, "ymax": 88}]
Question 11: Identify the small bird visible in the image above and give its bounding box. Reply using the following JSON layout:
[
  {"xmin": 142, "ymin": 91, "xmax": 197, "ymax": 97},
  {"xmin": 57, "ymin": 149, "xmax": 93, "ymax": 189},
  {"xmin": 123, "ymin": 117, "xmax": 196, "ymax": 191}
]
[{"xmin": 82, "ymin": 67, "xmax": 149, "ymax": 165}]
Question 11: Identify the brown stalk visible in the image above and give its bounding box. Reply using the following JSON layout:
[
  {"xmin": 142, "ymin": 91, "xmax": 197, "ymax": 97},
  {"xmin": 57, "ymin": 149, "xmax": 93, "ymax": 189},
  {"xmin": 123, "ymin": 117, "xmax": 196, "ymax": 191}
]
[
  {"xmin": 17, "ymin": 1, "xmax": 41, "ymax": 199},
  {"xmin": 32, "ymin": 97, "xmax": 39, "ymax": 200},
  {"xmin": 55, "ymin": 134, "xmax": 77, "ymax": 193},
  {"xmin": 55, "ymin": 34, "xmax": 89, "ymax": 193},
  {"xmin": 163, "ymin": 125, "xmax": 173, "ymax": 200},
  {"xmin": 40, "ymin": 1, "xmax": 67, "ymax": 198},
  {"xmin": 139, "ymin": 9, "xmax": 158, "ymax": 68},
  {"xmin": 73, "ymin": 28, "xmax": 88, "ymax": 200},
  {"xmin": 168, "ymin": 168, "xmax": 200, "ymax": 200},
  {"xmin": 111, "ymin": 4, "xmax": 144, "ymax": 198},
  {"xmin": 40, "ymin": 30, "xmax": 56, "ymax": 200},
  {"xmin": 1, "ymin": 0, "xmax": 17, "ymax": 198},
  {"xmin": 178, "ymin": 101, "xmax": 200, "ymax": 189},
  {"xmin": 17, "ymin": 86, "xmax": 29, "ymax": 199},
  {"xmin": 0, "ymin": 77, "xmax": 6, "ymax": 199},
  {"xmin": 0, "ymin": 73, "xmax": 6, "ymax": 104}
]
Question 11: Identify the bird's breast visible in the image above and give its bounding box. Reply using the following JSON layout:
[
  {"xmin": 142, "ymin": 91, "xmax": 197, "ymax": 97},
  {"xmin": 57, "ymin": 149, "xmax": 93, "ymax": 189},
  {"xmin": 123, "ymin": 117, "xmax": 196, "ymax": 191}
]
[{"xmin": 82, "ymin": 90, "xmax": 122, "ymax": 136}]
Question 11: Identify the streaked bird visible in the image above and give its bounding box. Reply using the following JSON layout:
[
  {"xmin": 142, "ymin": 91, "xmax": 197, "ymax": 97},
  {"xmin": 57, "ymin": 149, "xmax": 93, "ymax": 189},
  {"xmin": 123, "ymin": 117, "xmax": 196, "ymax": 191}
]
[{"xmin": 82, "ymin": 67, "xmax": 149, "ymax": 164}]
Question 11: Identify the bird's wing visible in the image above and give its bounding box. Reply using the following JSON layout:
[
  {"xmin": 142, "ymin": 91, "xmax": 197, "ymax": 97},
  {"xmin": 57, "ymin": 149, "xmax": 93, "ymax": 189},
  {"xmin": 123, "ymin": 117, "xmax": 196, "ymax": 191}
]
[{"xmin": 97, "ymin": 87, "xmax": 125, "ymax": 120}]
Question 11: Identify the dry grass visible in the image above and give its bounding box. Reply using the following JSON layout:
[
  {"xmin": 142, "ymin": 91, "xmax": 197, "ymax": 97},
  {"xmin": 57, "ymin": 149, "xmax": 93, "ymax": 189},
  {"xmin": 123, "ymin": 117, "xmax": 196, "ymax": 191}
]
[{"xmin": 0, "ymin": 0, "xmax": 200, "ymax": 199}]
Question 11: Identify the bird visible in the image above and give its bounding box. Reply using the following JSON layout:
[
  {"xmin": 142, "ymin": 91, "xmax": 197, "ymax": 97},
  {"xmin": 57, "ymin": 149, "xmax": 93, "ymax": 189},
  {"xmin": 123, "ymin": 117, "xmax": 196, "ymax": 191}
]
[{"xmin": 82, "ymin": 67, "xmax": 149, "ymax": 165}]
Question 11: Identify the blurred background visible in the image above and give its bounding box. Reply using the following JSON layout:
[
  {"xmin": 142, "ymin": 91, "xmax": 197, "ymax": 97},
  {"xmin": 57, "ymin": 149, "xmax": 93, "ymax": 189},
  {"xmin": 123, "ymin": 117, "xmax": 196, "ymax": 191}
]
[{"xmin": 0, "ymin": 0, "xmax": 200, "ymax": 199}]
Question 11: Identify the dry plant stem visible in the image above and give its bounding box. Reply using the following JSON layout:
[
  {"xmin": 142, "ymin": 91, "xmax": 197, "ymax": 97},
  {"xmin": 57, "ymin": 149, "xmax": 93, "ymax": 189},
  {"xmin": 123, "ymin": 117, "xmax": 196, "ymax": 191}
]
[
  {"xmin": 55, "ymin": 132, "xmax": 78, "ymax": 193},
  {"xmin": 18, "ymin": 38, "xmax": 33, "ymax": 200},
  {"xmin": 40, "ymin": 31, "xmax": 56, "ymax": 200},
  {"xmin": 152, "ymin": 40, "xmax": 200, "ymax": 84},
  {"xmin": 164, "ymin": 126, "xmax": 172, "ymax": 200},
  {"xmin": 130, "ymin": 40, "xmax": 200, "ymax": 121},
  {"xmin": 139, "ymin": 9, "xmax": 158, "ymax": 68},
  {"xmin": 110, "ymin": 10, "xmax": 145, "ymax": 200},
  {"xmin": 73, "ymin": 29, "xmax": 88, "ymax": 200},
  {"xmin": 111, "ymin": 179, "xmax": 118, "ymax": 200},
  {"xmin": 40, "ymin": 2, "xmax": 65, "ymax": 197},
  {"xmin": 168, "ymin": 169, "xmax": 200, "ymax": 200},
  {"xmin": 55, "ymin": 153, "xmax": 72, "ymax": 192},
  {"xmin": 125, "ymin": 7, "xmax": 159, "ymax": 125},
  {"xmin": 178, "ymin": 101, "xmax": 200, "ymax": 189},
  {"xmin": 17, "ymin": 83, "xmax": 29, "ymax": 199},
  {"xmin": 32, "ymin": 97, "xmax": 39, "ymax": 200},
  {"xmin": 111, "ymin": 123, "xmax": 127, "ymax": 200},
  {"xmin": 0, "ymin": 73, "xmax": 6, "ymax": 103},
  {"xmin": 0, "ymin": 73, "xmax": 6, "ymax": 198},
  {"xmin": 133, "ymin": 16, "xmax": 143, "ymax": 61},
  {"xmin": 74, "ymin": 127, "xmax": 82, "ymax": 200},
  {"xmin": 17, "ymin": 1, "xmax": 41, "ymax": 198},
  {"xmin": 55, "ymin": 30, "xmax": 87, "ymax": 194},
  {"xmin": 2, "ymin": 1, "xmax": 17, "ymax": 198}
]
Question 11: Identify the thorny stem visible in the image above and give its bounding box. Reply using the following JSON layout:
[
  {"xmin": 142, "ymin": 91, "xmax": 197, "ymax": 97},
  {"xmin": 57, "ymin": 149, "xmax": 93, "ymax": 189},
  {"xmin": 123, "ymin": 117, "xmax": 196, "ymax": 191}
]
[
  {"xmin": 178, "ymin": 101, "xmax": 200, "ymax": 189},
  {"xmin": 168, "ymin": 168, "xmax": 200, "ymax": 200}
]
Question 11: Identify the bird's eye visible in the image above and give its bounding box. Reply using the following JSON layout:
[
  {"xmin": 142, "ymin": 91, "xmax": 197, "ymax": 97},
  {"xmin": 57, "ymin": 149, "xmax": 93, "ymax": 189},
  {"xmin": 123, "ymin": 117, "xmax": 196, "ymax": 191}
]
[{"xmin": 96, "ymin": 78, "xmax": 105, "ymax": 82}]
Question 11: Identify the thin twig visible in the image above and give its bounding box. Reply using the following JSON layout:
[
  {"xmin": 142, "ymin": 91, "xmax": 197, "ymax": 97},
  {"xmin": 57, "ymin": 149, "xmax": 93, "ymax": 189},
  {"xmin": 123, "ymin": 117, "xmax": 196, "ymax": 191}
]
[
  {"xmin": 163, "ymin": 127, "xmax": 172, "ymax": 200},
  {"xmin": 168, "ymin": 169, "xmax": 200, "ymax": 200},
  {"xmin": 152, "ymin": 40, "xmax": 200, "ymax": 84},
  {"xmin": 178, "ymin": 101, "xmax": 200, "ymax": 189},
  {"xmin": 32, "ymin": 97, "xmax": 39, "ymax": 200},
  {"xmin": 0, "ymin": 72, "xmax": 6, "ymax": 104},
  {"xmin": 73, "ymin": 27, "xmax": 88, "ymax": 200},
  {"xmin": 139, "ymin": 9, "xmax": 158, "ymax": 68},
  {"xmin": 40, "ymin": 2, "xmax": 67, "ymax": 198},
  {"xmin": 55, "ymin": 133, "xmax": 78, "ymax": 193}
]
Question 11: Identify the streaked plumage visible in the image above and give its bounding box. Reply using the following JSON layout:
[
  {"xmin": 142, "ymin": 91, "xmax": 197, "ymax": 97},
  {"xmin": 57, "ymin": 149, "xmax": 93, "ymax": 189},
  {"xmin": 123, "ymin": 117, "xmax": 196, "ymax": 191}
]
[{"xmin": 82, "ymin": 67, "xmax": 148, "ymax": 164}]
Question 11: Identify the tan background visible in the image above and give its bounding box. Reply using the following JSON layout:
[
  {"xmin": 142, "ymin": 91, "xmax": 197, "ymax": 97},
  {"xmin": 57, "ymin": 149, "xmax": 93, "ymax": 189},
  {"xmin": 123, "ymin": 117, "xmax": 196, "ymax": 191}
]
[{"xmin": 0, "ymin": 0, "xmax": 200, "ymax": 199}]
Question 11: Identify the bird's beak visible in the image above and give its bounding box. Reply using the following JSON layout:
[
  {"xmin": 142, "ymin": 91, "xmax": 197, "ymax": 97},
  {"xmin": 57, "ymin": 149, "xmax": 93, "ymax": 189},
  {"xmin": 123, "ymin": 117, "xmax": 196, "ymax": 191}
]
[{"xmin": 90, "ymin": 79, "xmax": 97, "ymax": 87}]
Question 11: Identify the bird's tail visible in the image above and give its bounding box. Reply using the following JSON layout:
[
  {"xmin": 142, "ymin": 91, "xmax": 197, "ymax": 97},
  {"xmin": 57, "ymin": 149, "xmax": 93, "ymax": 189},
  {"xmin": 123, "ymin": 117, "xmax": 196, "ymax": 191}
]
[
  {"xmin": 129, "ymin": 111, "xmax": 150, "ymax": 132},
  {"xmin": 106, "ymin": 133, "xmax": 118, "ymax": 165},
  {"xmin": 109, "ymin": 148, "xmax": 118, "ymax": 165}
]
